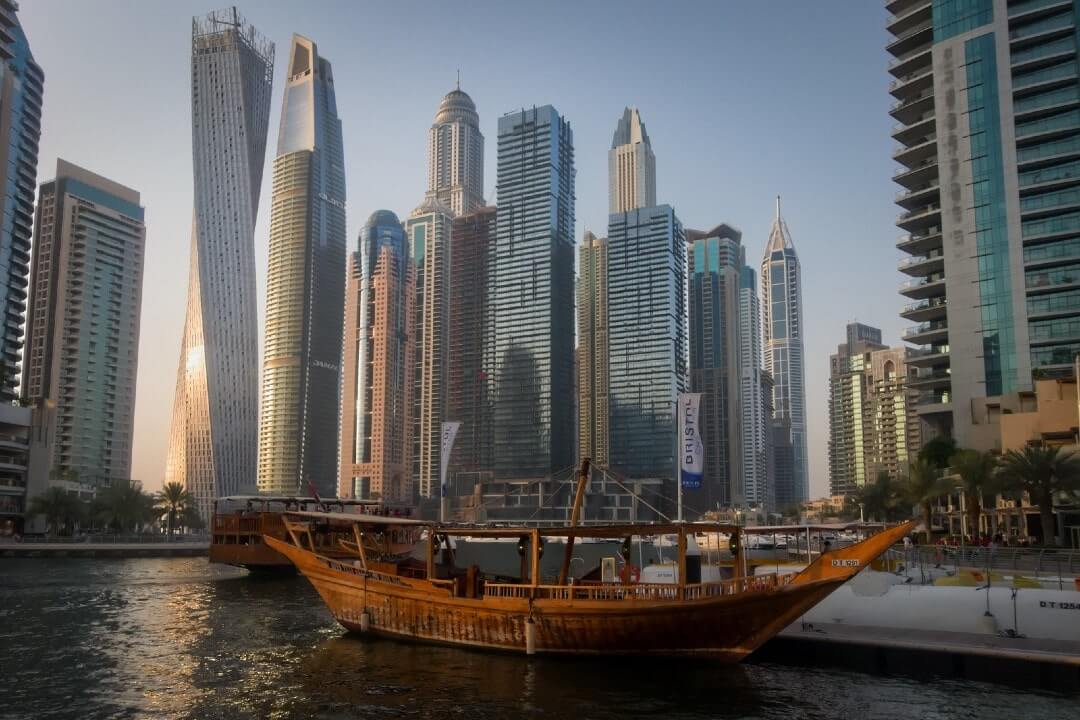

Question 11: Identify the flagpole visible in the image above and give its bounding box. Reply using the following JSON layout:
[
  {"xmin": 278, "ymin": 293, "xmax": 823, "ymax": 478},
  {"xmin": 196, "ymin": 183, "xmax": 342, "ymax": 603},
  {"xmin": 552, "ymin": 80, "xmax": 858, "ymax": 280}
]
[{"xmin": 676, "ymin": 398, "xmax": 683, "ymax": 523}]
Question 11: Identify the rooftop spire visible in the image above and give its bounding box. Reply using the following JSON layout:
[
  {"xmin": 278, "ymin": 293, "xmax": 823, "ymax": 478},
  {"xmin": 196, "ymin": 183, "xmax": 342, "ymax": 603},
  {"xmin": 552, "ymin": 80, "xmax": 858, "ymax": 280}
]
[
  {"xmin": 765, "ymin": 194, "xmax": 795, "ymax": 255},
  {"xmin": 776, "ymin": 194, "xmax": 781, "ymax": 221},
  {"xmin": 456, "ymin": 68, "xmax": 460, "ymax": 90}
]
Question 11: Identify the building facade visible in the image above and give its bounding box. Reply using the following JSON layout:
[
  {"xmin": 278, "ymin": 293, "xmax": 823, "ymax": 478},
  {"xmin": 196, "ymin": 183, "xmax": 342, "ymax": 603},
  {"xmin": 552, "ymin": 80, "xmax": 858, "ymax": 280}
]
[
  {"xmin": 608, "ymin": 106, "xmax": 656, "ymax": 214},
  {"xmin": 492, "ymin": 106, "xmax": 576, "ymax": 480},
  {"xmin": 427, "ymin": 86, "xmax": 484, "ymax": 216},
  {"xmin": 407, "ymin": 200, "xmax": 453, "ymax": 498},
  {"xmin": 0, "ymin": 2, "xmax": 42, "ymax": 404},
  {"xmin": 888, "ymin": 0, "xmax": 1080, "ymax": 448},
  {"xmin": 23, "ymin": 160, "xmax": 145, "ymax": 495},
  {"xmin": 607, "ymin": 205, "xmax": 688, "ymax": 480},
  {"xmin": 688, "ymin": 224, "xmax": 743, "ymax": 512},
  {"xmin": 339, "ymin": 211, "xmax": 414, "ymax": 503},
  {"xmin": 448, "ymin": 205, "xmax": 497, "ymax": 476},
  {"xmin": 761, "ymin": 197, "xmax": 808, "ymax": 504},
  {"xmin": 828, "ymin": 323, "xmax": 920, "ymax": 496},
  {"xmin": 257, "ymin": 35, "xmax": 346, "ymax": 496},
  {"xmin": 167, "ymin": 9, "xmax": 273, "ymax": 520},
  {"xmin": 739, "ymin": 260, "xmax": 770, "ymax": 510},
  {"xmin": 577, "ymin": 230, "xmax": 609, "ymax": 468}
]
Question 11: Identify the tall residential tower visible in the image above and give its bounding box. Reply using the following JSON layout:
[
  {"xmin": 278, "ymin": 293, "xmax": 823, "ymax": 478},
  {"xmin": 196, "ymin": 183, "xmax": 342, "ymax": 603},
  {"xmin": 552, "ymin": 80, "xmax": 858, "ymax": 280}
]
[
  {"xmin": 257, "ymin": 35, "xmax": 346, "ymax": 496},
  {"xmin": 577, "ymin": 230, "xmax": 609, "ymax": 468},
  {"xmin": 427, "ymin": 86, "xmax": 484, "ymax": 216},
  {"xmin": 608, "ymin": 106, "xmax": 656, "ymax": 214},
  {"xmin": 492, "ymin": 106, "xmax": 576, "ymax": 479},
  {"xmin": 167, "ymin": 9, "xmax": 273, "ymax": 520},
  {"xmin": 761, "ymin": 197, "xmax": 808, "ymax": 506}
]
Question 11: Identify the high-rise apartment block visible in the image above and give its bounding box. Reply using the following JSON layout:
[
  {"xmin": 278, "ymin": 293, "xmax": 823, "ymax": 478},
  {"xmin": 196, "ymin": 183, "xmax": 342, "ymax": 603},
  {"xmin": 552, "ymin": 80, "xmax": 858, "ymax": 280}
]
[
  {"xmin": 407, "ymin": 200, "xmax": 453, "ymax": 498},
  {"xmin": 828, "ymin": 322, "xmax": 921, "ymax": 496},
  {"xmin": 492, "ymin": 106, "xmax": 575, "ymax": 479},
  {"xmin": 761, "ymin": 198, "xmax": 808, "ymax": 504},
  {"xmin": 339, "ymin": 211, "xmax": 414, "ymax": 503},
  {"xmin": 888, "ymin": 0, "xmax": 1080, "ymax": 448},
  {"xmin": 608, "ymin": 107, "xmax": 656, "ymax": 214},
  {"xmin": 427, "ymin": 87, "xmax": 484, "ymax": 216},
  {"xmin": 0, "ymin": 2, "xmax": 42, "ymax": 403},
  {"xmin": 577, "ymin": 230, "xmax": 609, "ymax": 468},
  {"xmin": 448, "ymin": 205, "xmax": 497, "ymax": 476},
  {"xmin": 167, "ymin": 9, "xmax": 273, "ymax": 520},
  {"xmin": 688, "ymin": 225, "xmax": 744, "ymax": 510},
  {"xmin": 24, "ymin": 160, "xmax": 145, "ymax": 495},
  {"xmin": 257, "ymin": 35, "xmax": 346, "ymax": 496},
  {"xmin": 607, "ymin": 205, "xmax": 688, "ymax": 479},
  {"xmin": 739, "ymin": 260, "xmax": 770, "ymax": 510}
]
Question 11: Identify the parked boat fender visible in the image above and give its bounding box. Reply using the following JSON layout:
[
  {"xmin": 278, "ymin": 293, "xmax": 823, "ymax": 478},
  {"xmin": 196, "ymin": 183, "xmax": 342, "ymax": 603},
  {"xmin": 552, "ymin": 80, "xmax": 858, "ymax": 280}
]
[
  {"xmin": 360, "ymin": 610, "xmax": 371, "ymax": 632},
  {"xmin": 525, "ymin": 618, "xmax": 537, "ymax": 656}
]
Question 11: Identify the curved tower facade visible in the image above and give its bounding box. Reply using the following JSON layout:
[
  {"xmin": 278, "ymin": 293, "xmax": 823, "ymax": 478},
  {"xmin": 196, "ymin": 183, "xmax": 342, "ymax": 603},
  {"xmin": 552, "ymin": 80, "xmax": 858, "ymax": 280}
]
[
  {"xmin": 167, "ymin": 9, "xmax": 273, "ymax": 520},
  {"xmin": 761, "ymin": 197, "xmax": 807, "ymax": 507},
  {"xmin": 257, "ymin": 35, "xmax": 346, "ymax": 496},
  {"xmin": 426, "ymin": 86, "xmax": 484, "ymax": 216}
]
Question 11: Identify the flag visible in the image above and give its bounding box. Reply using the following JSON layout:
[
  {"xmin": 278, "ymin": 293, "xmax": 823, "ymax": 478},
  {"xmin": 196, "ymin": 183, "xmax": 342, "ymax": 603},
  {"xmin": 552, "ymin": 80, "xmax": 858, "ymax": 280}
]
[
  {"xmin": 678, "ymin": 393, "xmax": 704, "ymax": 490},
  {"xmin": 440, "ymin": 421, "xmax": 461, "ymax": 498}
]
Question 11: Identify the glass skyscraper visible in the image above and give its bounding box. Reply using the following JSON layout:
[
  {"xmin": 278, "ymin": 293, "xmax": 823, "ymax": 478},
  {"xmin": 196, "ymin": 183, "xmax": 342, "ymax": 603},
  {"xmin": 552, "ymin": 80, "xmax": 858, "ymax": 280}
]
[
  {"xmin": 167, "ymin": 9, "xmax": 273, "ymax": 521},
  {"xmin": 257, "ymin": 35, "xmax": 346, "ymax": 497},
  {"xmin": 889, "ymin": 0, "xmax": 1080, "ymax": 447},
  {"xmin": 23, "ymin": 161, "xmax": 145, "ymax": 495},
  {"xmin": 607, "ymin": 206, "xmax": 688, "ymax": 480},
  {"xmin": 0, "ymin": 3, "xmax": 42, "ymax": 403},
  {"xmin": 492, "ymin": 106, "xmax": 575, "ymax": 479},
  {"xmin": 761, "ymin": 198, "xmax": 808, "ymax": 506}
]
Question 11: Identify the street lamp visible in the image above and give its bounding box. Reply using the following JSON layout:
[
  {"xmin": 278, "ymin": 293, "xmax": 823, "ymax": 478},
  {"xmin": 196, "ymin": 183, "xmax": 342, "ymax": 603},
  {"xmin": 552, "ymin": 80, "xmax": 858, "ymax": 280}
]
[
  {"xmin": 955, "ymin": 485, "xmax": 966, "ymax": 555},
  {"xmin": 858, "ymin": 502, "xmax": 865, "ymax": 523}
]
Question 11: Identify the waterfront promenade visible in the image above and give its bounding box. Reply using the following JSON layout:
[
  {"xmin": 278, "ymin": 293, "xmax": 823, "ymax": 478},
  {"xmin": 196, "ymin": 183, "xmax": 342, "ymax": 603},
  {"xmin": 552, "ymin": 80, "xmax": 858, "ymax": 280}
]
[{"xmin": 0, "ymin": 538, "xmax": 209, "ymax": 558}]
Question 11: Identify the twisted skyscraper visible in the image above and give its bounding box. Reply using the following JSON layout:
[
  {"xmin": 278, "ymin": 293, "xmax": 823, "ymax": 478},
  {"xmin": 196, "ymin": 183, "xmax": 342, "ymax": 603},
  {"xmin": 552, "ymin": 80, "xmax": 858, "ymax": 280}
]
[
  {"xmin": 257, "ymin": 35, "xmax": 346, "ymax": 497},
  {"xmin": 167, "ymin": 9, "xmax": 273, "ymax": 520}
]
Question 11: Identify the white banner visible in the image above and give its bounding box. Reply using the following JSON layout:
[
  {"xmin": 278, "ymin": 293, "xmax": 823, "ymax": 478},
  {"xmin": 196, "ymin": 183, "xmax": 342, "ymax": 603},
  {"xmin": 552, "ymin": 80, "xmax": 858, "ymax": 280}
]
[
  {"xmin": 678, "ymin": 393, "xmax": 703, "ymax": 490},
  {"xmin": 439, "ymin": 421, "xmax": 461, "ymax": 498}
]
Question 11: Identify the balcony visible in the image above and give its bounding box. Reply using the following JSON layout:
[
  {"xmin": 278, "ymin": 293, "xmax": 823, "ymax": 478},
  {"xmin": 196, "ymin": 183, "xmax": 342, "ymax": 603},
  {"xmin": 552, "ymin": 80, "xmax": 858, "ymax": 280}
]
[
  {"xmin": 895, "ymin": 181, "xmax": 941, "ymax": 210},
  {"xmin": 897, "ymin": 229, "xmax": 943, "ymax": 255},
  {"xmin": 889, "ymin": 66, "xmax": 934, "ymax": 99},
  {"xmin": 1009, "ymin": 12, "xmax": 1075, "ymax": 47},
  {"xmin": 886, "ymin": 0, "xmax": 932, "ymax": 37},
  {"xmin": 893, "ymin": 157, "xmax": 939, "ymax": 189},
  {"xmin": 897, "ymin": 202, "xmax": 942, "ymax": 232},
  {"xmin": 890, "ymin": 89, "xmax": 934, "ymax": 125},
  {"xmin": 887, "ymin": 21, "xmax": 932, "ymax": 58},
  {"xmin": 903, "ymin": 321, "xmax": 949, "ymax": 345},
  {"xmin": 888, "ymin": 45, "xmax": 932, "ymax": 80},
  {"xmin": 915, "ymin": 389, "xmax": 953, "ymax": 414},
  {"xmin": 1026, "ymin": 266, "xmax": 1080, "ymax": 293},
  {"xmin": 907, "ymin": 345, "xmax": 951, "ymax": 368},
  {"xmin": 893, "ymin": 134, "xmax": 937, "ymax": 168},
  {"xmin": 899, "ymin": 274, "xmax": 946, "ymax": 299},
  {"xmin": 908, "ymin": 369, "xmax": 952, "ymax": 390},
  {"xmin": 898, "ymin": 249, "xmax": 944, "ymax": 276},
  {"xmin": 1010, "ymin": 0, "xmax": 1073, "ymax": 22},
  {"xmin": 1011, "ymin": 35, "xmax": 1076, "ymax": 73}
]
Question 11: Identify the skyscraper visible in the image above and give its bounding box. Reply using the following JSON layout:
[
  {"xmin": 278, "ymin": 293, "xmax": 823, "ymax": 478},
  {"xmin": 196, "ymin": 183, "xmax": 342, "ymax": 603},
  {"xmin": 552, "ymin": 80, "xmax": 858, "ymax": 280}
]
[
  {"xmin": 577, "ymin": 230, "xmax": 609, "ymax": 468},
  {"xmin": 0, "ymin": 3, "xmax": 43, "ymax": 403},
  {"xmin": 23, "ymin": 160, "xmax": 145, "ymax": 494},
  {"xmin": 492, "ymin": 106, "xmax": 575, "ymax": 479},
  {"xmin": 739, "ymin": 259, "xmax": 770, "ymax": 510},
  {"xmin": 888, "ymin": 0, "xmax": 1080, "ymax": 448},
  {"xmin": 607, "ymin": 206, "xmax": 688, "ymax": 479},
  {"xmin": 339, "ymin": 211, "xmax": 414, "ymax": 503},
  {"xmin": 427, "ymin": 85, "xmax": 484, "ymax": 216},
  {"xmin": 608, "ymin": 106, "xmax": 656, "ymax": 214},
  {"xmin": 407, "ymin": 200, "xmax": 453, "ymax": 498},
  {"xmin": 828, "ymin": 323, "xmax": 920, "ymax": 497},
  {"xmin": 167, "ymin": 9, "xmax": 273, "ymax": 520},
  {"xmin": 761, "ymin": 197, "xmax": 808, "ymax": 504},
  {"xmin": 257, "ymin": 35, "xmax": 346, "ymax": 497},
  {"xmin": 688, "ymin": 225, "xmax": 743, "ymax": 510},
  {"xmin": 448, "ymin": 205, "xmax": 497, "ymax": 475}
]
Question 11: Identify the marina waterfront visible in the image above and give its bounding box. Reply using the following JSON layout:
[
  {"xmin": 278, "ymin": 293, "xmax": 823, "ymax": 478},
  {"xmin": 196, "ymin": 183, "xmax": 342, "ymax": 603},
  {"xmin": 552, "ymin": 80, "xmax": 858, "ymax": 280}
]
[{"xmin": 1, "ymin": 558, "xmax": 1076, "ymax": 719}]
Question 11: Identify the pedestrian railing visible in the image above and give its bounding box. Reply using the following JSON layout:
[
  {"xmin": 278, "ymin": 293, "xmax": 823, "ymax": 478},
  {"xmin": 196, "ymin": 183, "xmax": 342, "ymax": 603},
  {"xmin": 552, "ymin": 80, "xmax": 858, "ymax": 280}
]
[{"xmin": 884, "ymin": 544, "xmax": 1080, "ymax": 588}]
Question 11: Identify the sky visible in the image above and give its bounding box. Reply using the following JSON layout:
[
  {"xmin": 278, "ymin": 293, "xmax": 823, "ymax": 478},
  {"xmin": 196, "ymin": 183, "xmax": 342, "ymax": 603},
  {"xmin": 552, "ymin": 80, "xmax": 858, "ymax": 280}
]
[{"xmin": 23, "ymin": 0, "xmax": 903, "ymax": 498}]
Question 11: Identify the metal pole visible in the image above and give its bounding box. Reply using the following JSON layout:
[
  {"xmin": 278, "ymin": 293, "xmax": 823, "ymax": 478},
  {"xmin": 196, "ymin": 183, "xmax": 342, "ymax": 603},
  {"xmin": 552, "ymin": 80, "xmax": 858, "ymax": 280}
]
[{"xmin": 676, "ymin": 400, "xmax": 682, "ymax": 523}]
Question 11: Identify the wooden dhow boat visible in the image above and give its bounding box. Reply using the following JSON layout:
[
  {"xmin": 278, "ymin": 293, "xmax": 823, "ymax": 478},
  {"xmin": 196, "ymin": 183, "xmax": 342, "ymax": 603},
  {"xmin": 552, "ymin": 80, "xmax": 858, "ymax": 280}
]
[{"xmin": 266, "ymin": 463, "xmax": 914, "ymax": 659}]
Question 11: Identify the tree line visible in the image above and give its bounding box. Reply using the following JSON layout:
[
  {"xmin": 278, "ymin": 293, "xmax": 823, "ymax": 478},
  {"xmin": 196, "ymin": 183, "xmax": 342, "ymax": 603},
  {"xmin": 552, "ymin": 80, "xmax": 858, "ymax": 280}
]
[
  {"xmin": 854, "ymin": 437, "xmax": 1080, "ymax": 547},
  {"xmin": 26, "ymin": 481, "xmax": 204, "ymax": 538}
]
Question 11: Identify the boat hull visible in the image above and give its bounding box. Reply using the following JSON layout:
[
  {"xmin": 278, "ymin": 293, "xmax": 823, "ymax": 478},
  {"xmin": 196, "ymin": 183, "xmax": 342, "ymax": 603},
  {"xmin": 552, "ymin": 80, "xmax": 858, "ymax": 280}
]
[{"xmin": 267, "ymin": 536, "xmax": 853, "ymax": 659}]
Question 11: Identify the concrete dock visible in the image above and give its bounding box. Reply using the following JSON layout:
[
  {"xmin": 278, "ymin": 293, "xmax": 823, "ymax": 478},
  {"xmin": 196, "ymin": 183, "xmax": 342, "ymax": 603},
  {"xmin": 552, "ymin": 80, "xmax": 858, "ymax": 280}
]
[
  {"xmin": 755, "ymin": 622, "xmax": 1080, "ymax": 690},
  {"xmin": 0, "ymin": 541, "xmax": 209, "ymax": 558}
]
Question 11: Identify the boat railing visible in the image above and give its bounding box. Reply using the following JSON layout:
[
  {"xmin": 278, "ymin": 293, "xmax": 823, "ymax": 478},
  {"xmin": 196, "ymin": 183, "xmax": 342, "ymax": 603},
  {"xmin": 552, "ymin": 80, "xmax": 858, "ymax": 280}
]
[{"xmin": 481, "ymin": 572, "xmax": 796, "ymax": 602}]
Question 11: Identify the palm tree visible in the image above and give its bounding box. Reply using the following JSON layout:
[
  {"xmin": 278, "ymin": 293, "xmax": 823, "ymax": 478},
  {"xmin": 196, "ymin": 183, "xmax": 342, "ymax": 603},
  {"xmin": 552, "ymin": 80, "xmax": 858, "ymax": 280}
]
[
  {"xmin": 857, "ymin": 470, "xmax": 903, "ymax": 522},
  {"xmin": 949, "ymin": 449, "xmax": 997, "ymax": 539},
  {"xmin": 27, "ymin": 487, "xmax": 82, "ymax": 536},
  {"xmin": 94, "ymin": 479, "xmax": 156, "ymax": 534},
  {"xmin": 156, "ymin": 481, "xmax": 192, "ymax": 538},
  {"xmin": 180, "ymin": 505, "xmax": 205, "ymax": 534},
  {"xmin": 919, "ymin": 434, "xmax": 957, "ymax": 471},
  {"xmin": 904, "ymin": 458, "xmax": 946, "ymax": 543},
  {"xmin": 998, "ymin": 444, "xmax": 1080, "ymax": 546}
]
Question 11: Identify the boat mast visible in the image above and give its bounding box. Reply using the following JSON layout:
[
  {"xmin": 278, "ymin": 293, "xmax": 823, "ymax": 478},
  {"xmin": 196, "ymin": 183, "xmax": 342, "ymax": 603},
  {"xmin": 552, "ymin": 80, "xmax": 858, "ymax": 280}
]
[{"xmin": 558, "ymin": 458, "xmax": 591, "ymax": 585}]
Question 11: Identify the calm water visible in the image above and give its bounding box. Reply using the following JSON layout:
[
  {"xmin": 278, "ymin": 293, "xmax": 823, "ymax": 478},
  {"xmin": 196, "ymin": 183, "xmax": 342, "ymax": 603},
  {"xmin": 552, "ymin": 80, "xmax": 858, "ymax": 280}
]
[{"xmin": 0, "ymin": 558, "xmax": 1074, "ymax": 720}]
